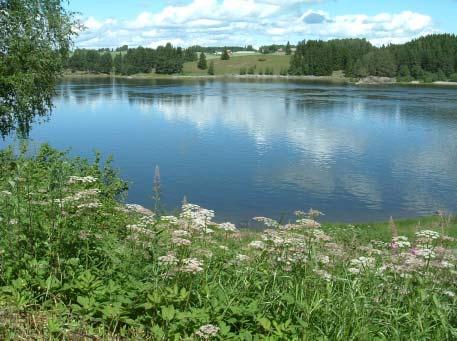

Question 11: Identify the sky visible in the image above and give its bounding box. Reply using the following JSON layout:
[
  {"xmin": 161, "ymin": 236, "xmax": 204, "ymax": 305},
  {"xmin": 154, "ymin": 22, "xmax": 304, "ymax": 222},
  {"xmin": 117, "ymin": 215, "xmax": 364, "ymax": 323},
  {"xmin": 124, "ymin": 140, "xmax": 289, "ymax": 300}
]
[{"xmin": 68, "ymin": 0, "xmax": 457, "ymax": 49}]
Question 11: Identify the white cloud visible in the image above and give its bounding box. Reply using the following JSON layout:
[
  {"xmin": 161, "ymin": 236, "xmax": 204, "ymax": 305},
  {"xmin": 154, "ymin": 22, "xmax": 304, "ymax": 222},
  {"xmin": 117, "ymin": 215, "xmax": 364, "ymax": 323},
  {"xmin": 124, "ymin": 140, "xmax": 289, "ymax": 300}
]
[{"xmin": 75, "ymin": 1, "xmax": 437, "ymax": 48}]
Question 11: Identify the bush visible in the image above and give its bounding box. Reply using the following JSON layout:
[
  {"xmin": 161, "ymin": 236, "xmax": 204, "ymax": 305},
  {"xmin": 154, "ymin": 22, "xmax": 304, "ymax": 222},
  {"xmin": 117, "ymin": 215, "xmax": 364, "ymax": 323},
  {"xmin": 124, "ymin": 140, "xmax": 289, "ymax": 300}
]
[
  {"xmin": 450, "ymin": 73, "xmax": 457, "ymax": 82},
  {"xmin": 239, "ymin": 67, "xmax": 247, "ymax": 75},
  {"xmin": 247, "ymin": 65, "xmax": 256, "ymax": 75}
]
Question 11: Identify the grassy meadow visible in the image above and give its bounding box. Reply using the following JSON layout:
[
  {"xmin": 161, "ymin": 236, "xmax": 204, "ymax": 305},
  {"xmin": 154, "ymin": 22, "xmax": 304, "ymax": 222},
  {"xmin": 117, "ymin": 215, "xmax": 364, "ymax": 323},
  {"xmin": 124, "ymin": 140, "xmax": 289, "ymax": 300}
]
[
  {"xmin": 183, "ymin": 54, "xmax": 292, "ymax": 76},
  {"xmin": 0, "ymin": 144, "xmax": 456, "ymax": 340}
]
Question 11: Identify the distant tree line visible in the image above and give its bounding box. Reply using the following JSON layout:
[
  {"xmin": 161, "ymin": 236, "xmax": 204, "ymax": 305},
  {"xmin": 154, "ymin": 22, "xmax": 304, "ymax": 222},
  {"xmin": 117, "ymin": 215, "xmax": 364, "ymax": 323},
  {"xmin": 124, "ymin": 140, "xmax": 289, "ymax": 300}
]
[
  {"xmin": 67, "ymin": 43, "xmax": 195, "ymax": 75},
  {"xmin": 289, "ymin": 34, "xmax": 457, "ymax": 81},
  {"xmin": 259, "ymin": 43, "xmax": 294, "ymax": 54}
]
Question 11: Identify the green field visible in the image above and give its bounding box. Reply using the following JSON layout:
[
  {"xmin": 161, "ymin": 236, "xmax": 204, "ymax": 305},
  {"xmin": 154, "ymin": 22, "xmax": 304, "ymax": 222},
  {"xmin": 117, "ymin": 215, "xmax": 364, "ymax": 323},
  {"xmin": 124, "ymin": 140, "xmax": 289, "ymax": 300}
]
[{"xmin": 183, "ymin": 54, "xmax": 292, "ymax": 76}]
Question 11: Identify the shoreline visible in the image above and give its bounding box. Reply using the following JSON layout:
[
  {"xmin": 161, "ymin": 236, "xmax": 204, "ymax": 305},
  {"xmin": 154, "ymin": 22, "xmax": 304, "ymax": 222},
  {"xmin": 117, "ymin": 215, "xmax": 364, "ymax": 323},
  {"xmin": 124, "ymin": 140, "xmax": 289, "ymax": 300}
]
[{"xmin": 62, "ymin": 72, "xmax": 457, "ymax": 87}]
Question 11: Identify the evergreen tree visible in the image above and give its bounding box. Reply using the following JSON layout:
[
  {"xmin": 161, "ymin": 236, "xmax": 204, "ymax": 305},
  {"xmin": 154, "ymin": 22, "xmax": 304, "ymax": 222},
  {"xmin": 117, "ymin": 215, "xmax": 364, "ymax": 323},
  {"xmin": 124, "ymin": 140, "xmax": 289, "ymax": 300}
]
[
  {"xmin": 85, "ymin": 50, "xmax": 100, "ymax": 73},
  {"xmin": 197, "ymin": 52, "xmax": 207, "ymax": 70},
  {"xmin": 208, "ymin": 61, "xmax": 215, "ymax": 75},
  {"xmin": 285, "ymin": 41, "xmax": 291, "ymax": 55},
  {"xmin": 221, "ymin": 47, "xmax": 230, "ymax": 60},
  {"xmin": 98, "ymin": 52, "xmax": 113, "ymax": 74},
  {"xmin": 113, "ymin": 53, "xmax": 123, "ymax": 74}
]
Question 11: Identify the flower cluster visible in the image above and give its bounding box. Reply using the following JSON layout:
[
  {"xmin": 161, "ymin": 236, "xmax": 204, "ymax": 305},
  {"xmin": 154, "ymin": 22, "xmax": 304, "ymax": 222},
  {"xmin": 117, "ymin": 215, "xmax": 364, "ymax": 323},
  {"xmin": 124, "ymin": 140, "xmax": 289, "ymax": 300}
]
[
  {"xmin": 195, "ymin": 324, "xmax": 219, "ymax": 339},
  {"xmin": 67, "ymin": 176, "xmax": 98, "ymax": 184},
  {"xmin": 181, "ymin": 258, "xmax": 204, "ymax": 274}
]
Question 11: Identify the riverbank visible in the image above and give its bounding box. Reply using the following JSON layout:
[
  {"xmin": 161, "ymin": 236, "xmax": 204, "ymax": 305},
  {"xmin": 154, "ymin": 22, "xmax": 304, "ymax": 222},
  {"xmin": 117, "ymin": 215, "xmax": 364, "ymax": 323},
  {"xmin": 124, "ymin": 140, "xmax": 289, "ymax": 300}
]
[
  {"xmin": 1, "ymin": 144, "xmax": 456, "ymax": 339},
  {"xmin": 63, "ymin": 71, "xmax": 457, "ymax": 87}
]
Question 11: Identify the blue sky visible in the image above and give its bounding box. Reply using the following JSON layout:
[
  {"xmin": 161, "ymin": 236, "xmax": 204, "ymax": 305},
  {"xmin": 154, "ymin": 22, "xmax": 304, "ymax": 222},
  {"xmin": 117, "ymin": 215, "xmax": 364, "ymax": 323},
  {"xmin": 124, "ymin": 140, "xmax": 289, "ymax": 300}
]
[{"xmin": 69, "ymin": 0, "xmax": 457, "ymax": 48}]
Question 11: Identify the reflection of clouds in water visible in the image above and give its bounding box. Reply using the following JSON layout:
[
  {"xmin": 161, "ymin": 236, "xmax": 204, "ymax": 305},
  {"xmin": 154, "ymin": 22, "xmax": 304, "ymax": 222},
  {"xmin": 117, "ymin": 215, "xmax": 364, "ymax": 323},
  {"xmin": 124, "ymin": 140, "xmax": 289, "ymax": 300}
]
[
  {"xmin": 151, "ymin": 95, "xmax": 367, "ymax": 164},
  {"xmin": 53, "ymin": 80, "xmax": 457, "ymax": 218}
]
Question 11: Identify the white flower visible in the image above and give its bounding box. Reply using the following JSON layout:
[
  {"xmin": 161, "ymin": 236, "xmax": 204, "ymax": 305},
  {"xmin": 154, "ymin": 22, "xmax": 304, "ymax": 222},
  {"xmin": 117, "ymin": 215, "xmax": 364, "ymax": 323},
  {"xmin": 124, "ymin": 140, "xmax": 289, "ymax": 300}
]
[
  {"xmin": 391, "ymin": 236, "xmax": 411, "ymax": 248},
  {"xmin": 235, "ymin": 254, "xmax": 250, "ymax": 262},
  {"xmin": 348, "ymin": 267, "xmax": 361, "ymax": 274},
  {"xmin": 314, "ymin": 269, "xmax": 332, "ymax": 282},
  {"xmin": 172, "ymin": 230, "xmax": 189, "ymax": 238},
  {"xmin": 444, "ymin": 291, "xmax": 455, "ymax": 298},
  {"xmin": 253, "ymin": 216, "xmax": 279, "ymax": 228},
  {"xmin": 0, "ymin": 190, "xmax": 12, "ymax": 196},
  {"xmin": 296, "ymin": 218, "xmax": 321, "ymax": 228},
  {"xmin": 67, "ymin": 176, "xmax": 98, "ymax": 184},
  {"xmin": 161, "ymin": 215, "xmax": 179, "ymax": 225},
  {"xmin": 415, "ymin": 230, "xmax": 440, "ymax": 240},
  {"xmin": 415, "ymin": 248, "xmax": 436, "ymax": 260},
  {"xmin": 318, "ymin": 255, "xmax": 330, "ymax": 264},
  {"xmin": 195, "ymin": 324, "xmax": 219, "ymax": 339},
  {"xmin": 248, "ymin": 240, "xmax": 265, "ymax": 250},
  {"xmin": 171, "ymin": 237, "xmax": 192, "ymax": 247},
  {"xmin": 158, "ymin": 253, "xmax": 178, "ymax": 266},
  {"xmin": 218, "ymin": 222, "xmax": 238, "ymax": 232},
  {"xmin": 349, "ymin": 256, "xmax": 376, "ymax": 272},
  {"xmin": 181, "ymin": 258, "xmax": 204, "ymax": 273}
]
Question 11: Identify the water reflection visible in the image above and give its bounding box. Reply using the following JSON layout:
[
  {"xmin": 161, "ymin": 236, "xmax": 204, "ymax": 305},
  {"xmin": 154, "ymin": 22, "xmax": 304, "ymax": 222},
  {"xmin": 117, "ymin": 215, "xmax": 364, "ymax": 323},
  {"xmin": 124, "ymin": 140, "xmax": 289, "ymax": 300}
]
[{"xmin": 4, "ymin": 78, "xmax": 457, "ymax": 223}]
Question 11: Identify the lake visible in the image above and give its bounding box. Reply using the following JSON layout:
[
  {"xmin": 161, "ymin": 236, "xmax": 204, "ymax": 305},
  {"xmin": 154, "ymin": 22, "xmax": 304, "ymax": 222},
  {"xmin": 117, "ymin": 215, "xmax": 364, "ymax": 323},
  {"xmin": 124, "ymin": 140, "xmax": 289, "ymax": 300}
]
[{"xmin": 2, "ymin": 78, "xmax": 457, "ymax": 224}]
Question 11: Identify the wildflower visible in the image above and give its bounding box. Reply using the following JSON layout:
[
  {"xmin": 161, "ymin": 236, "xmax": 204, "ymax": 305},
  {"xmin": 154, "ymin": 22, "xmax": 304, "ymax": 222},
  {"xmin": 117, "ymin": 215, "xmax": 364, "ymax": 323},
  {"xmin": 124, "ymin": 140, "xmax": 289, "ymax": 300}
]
[
  {"xmin": 195, "ymin": 324, "xmax": 219, "ymax": 339},
  {"xmin": 0, "ymin": 190, "xmax": 12, "ymax": 196},
  {"xmin": 235, "ymin": 254, "xmax": 250, "ymax": 262},
  {"xmin": 181, "ymin": 258, "xmax": 204, "ymax": 273},
  {"xmin": 218, "ymin": 222, "xmax": 238, "ymax": 232},
  {"xmin": 318, "ymin": 255, "xmax": 330, "ymax": 264},
  {"xmin": 127, "ymin": 224, "xmax": 155, "ymax": 238},
  {"xmin": 171, "ymin": 237, "xmax": 192, "ymax": 247},
  {"xmin": 78, "ymin": 230, "xmax": 90, "ymax": 240},
  {"xmin": 9, "ymin": 219, "xmax": 18, "ymax": 225},
  {"xmin": 414, "ymin": 248, "xmax": 436, "ymax": 260},
  {"xmin": 348, "ymin": 267, "xmax": 361, "ymax": 274},
  {"xmin": 77, "ymin": 202, "xmax": 101, "ymax": 209},
  {"xmin": 158, "ymin": 253, "xmax": 179, "ymax": 266},
  {"xmin": 172, "ymin": 230, "xmax": 189, "ymax": 238},
  {"xmin": 415, "ymin": 230, "xmax": 440, "ymax": 240},
  {"xmin": 125, "ymin": 204, "xmax": 154, "ymax": 216},
  {"xmin": 314, "ymin": 269, "xmax": 332, "ymax": 282},
  {"xmin": 391, "ymin": 236, "xmax": 411, "ymax": 249},
  {"xmin": 296, "ymin": 218, "xmax": 321, "ymax": 228},
  {"xmin": 443, "ymin": 291, "xmax": 455, "ymax": 298},
  {"xmin": 253, "ymin": 217, "xmax": 279, "ymax": 228},
  {"xmin": 67, "ymin": 176, "xmax": 98, "ymax": 184},
  {"xmin": 350, "ymin": 256, "xmax": 376, "ymax": 272},
  {"xmin": 161, "ymin": 215, "xmax": 179, "ymax": 225},
  {"xmin": 219, "ymin": 245, "xmax": 229, "ymax": 251},
  {"xmin": 248, "ymin": 240, "xmax": 265, "ymax": 250}
]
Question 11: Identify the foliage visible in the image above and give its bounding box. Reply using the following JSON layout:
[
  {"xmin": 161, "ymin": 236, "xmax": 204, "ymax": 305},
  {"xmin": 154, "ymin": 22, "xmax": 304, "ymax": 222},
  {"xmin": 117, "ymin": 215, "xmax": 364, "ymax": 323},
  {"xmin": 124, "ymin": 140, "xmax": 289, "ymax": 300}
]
[
  {"xmin": 0, "ymin": 0, "xmax": 78, "ymax": 137},
  {"xmin": 285, "ymin": 41, "xmax": 291, "ymax": 55},
  {"xmin": 290, "ymin": 34, "xmax": 457, "ymax": 82},
  {"xmin": 208, "ymin": 61, "xmax": 215, "ymax": 76},
  {"xmin": 0, "ymin": 143, "xmax": 456, "ymax": 339},
  {"xmin": 69, "ymin": 43, "xmax": 186, "ymax": 76},
  {"xmin": 221, "ymin": 47, "xmax": 230, "ymax": 61},
  {"xmin": 197, "ymin": 52, "xmax": 207, "ymax": 70}
]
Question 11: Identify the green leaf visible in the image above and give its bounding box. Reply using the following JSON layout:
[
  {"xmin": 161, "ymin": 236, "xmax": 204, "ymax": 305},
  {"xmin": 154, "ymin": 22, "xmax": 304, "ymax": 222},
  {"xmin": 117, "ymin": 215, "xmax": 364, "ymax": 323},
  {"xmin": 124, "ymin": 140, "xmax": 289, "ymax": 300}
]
[{"xmin": 161, "ymin": 305, "xmax": 175, "ymax": 321}]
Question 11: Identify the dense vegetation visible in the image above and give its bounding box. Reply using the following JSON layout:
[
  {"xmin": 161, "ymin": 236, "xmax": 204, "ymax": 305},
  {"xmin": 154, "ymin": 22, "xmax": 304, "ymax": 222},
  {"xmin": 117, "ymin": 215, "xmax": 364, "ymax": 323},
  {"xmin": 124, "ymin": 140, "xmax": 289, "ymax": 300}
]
[
  {"xmin": 0, "ymin": 144, "xmax": 456, "ymax": 339},
  {"xmin": 0, "ymin": 0, "xmax": 76, "ymax": 136},
  {"xmin": 68, "ymin": 43, "xmax": 188, "ymax": 75},
  {"xmin": 290, "ymin": 35, "xmax": 457, "ymax": 81}
]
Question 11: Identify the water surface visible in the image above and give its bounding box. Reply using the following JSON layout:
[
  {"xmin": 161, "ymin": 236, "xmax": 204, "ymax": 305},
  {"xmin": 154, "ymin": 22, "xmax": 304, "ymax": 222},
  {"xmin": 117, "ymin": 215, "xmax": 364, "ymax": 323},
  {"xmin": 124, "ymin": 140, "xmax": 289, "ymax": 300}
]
[{"xmin": 2, "ymin": 78, "xmax": 457, "ymax": 224}]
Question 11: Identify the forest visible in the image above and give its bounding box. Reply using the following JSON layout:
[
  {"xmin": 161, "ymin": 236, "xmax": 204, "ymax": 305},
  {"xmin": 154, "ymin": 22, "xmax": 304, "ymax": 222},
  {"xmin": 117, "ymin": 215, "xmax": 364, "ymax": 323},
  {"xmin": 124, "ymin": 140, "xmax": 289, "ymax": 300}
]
[
  {"xmin": 66, "ymin": 34, "xmax": 457, "ymax": 82},
  {"xmin": 289, "ymin": 34, "xmax": 457, "ymax": 82}
]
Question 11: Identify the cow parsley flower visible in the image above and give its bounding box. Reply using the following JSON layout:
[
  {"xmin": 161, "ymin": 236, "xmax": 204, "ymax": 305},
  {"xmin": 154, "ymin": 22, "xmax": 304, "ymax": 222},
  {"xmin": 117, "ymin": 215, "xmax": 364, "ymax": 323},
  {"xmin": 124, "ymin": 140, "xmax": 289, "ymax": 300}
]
[{"xmin": 195, "ymin": 324, "xmax": 219, "ymax": 339}]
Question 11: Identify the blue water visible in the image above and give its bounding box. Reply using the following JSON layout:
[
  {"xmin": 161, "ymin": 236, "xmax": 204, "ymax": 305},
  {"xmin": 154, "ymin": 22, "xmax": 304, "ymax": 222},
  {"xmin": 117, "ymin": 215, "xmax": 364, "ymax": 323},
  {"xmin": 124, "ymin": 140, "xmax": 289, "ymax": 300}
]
[{"xmin": 2, "ymin": 78, "xmax": 457, "ymax": 224}]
